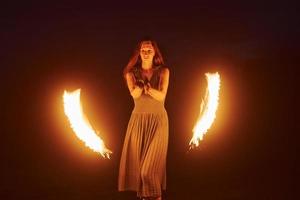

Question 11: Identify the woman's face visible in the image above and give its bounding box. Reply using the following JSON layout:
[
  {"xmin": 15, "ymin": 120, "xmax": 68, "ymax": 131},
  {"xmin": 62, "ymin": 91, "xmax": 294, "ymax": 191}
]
[{"xmin": 140, "ymin": 41, "xmax": 155, "ymax": 63}]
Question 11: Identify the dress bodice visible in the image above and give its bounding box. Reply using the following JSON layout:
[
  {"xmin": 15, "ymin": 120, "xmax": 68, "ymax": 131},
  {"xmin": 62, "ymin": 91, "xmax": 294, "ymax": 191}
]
[
  {"xmin": 130, "ymin": 65, "xmax": 167, "ymax": 113},
  {"xmin": 131, "ymin": 65, "xmax": 164, "ymax": 90}
]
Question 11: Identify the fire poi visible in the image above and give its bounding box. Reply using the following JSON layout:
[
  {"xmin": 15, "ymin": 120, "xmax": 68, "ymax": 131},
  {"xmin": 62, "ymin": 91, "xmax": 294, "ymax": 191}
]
[
  {"xmin": 63, "ymin": 89, "xmax": 112, "ymax": 158},
  {"xmin": 189, "ymin": 72, "xmax": 221, "ymax": 149},
  {"xmin": 62, "ymin": 73, "xmax": 219, "ymax": 155}
]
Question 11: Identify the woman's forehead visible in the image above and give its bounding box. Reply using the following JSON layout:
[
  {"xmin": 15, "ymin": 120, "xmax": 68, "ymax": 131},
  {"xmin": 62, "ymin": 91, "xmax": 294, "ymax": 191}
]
[{"xmin": 141, "ymin": 41, "xmax": 154, "ymax": 49}]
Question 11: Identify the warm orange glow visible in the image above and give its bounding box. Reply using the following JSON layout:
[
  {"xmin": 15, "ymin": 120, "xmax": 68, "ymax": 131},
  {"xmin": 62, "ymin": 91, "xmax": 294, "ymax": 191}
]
[
  {"xmin": 190, "ymin": 72, "xmax": 221, "ymax": 147},
  {"xmin": 63, "ymin": 89, "xmax": 112, "ymax": 158}
]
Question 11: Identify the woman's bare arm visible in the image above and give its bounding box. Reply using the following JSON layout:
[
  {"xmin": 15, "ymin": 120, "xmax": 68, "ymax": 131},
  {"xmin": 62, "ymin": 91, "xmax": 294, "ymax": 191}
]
[
  {"xmin": 126, "ymin": 72, "xmax": 143, "ymax": 99},
  {"xmin": 146, "ymin": 68, "xmax": 169, "ymax": 101}
]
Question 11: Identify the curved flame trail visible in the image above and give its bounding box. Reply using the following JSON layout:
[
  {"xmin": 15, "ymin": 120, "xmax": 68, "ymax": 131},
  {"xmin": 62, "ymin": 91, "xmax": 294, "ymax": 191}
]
[
  {"xmin": 63, "ymin": 89, "xmax": 112, "ymax": 158},
  {"xmin": 189, "ymin": 72, "xmax": 221, "ymax": 148}
]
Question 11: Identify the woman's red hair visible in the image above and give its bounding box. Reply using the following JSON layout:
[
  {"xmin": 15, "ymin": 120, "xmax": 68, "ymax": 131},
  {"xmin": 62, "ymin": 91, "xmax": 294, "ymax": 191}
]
[{"xmin": 123, "ymin": 38, "xmax": 165, "ymax": 78}]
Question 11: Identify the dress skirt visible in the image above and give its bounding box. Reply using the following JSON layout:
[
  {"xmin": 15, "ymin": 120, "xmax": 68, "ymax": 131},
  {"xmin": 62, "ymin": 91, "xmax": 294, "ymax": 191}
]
[{"xmin": 118, "ymin": 95, "xmax": 169, "ymax": 198}]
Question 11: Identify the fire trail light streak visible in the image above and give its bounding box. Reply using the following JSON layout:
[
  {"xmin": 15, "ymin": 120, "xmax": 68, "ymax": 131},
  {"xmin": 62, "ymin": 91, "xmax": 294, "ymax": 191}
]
[
  {"xmin": 189, "ymin": 72, "xmax": 221, "ymax": 148},
  {"xmin": 63, "ymin": 89, "xmax": 112, "ymax": 158}
]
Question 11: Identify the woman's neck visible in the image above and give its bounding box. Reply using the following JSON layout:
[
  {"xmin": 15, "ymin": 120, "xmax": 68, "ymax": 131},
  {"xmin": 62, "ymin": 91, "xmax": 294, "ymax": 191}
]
[{"xmin": 141, "ymin": 61, "xmax": 152, "ymax": 70}]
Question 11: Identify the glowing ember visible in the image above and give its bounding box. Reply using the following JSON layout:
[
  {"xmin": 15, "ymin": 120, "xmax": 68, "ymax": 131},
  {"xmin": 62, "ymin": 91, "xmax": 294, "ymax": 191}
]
[
  {"xmin": 63, "ymin": 89, "xmax": 112, "ymax": 158},
  {"xmin": 189, "ymin": 72, "xmax": 221, "ymax": 148}
]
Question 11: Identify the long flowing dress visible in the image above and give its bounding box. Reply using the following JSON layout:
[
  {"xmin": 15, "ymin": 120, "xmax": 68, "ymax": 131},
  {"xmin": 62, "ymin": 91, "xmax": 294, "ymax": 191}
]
[{"xmin": 118, "ymin": 65, "xmax": 169, "ymax": 198}]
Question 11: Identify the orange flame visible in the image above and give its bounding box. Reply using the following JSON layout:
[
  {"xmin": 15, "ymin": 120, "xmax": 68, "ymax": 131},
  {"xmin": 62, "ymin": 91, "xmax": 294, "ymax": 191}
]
[
  {"xmin": 63, "ymin": 89, "xmax": 112, "ymax": 158},
  {"xmin": 190, "ymin": 72, "xmax": 221, "ymax": 147}
]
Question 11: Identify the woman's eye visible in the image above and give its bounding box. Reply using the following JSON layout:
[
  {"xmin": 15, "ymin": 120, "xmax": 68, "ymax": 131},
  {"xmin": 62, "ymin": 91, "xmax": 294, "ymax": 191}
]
[{"xmin": 140, "ymin": 50, "xmax": 153, "ymax": 54}]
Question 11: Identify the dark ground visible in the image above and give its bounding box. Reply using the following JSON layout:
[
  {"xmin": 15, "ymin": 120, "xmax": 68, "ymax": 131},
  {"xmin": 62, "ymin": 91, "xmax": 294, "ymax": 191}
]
[{"xmin": 1, "ymin": 1, "xmax": 296, "ymax": 199}]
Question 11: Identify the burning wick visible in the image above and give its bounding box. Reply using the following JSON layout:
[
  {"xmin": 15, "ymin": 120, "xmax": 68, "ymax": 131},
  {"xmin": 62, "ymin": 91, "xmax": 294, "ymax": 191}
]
[
  {"xmin": 63, "ymin": 89, "xmax": 112, "ymax": 158},
  {"xmin": 189, "ymin": 72, "xmax": 221, "ymax": 150}
]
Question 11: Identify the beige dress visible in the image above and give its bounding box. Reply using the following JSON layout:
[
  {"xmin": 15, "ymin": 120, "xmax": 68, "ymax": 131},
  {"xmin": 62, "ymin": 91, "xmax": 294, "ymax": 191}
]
[{"xmin": 118, "ymin": 66, "xmax": 169, "ymax": 198}]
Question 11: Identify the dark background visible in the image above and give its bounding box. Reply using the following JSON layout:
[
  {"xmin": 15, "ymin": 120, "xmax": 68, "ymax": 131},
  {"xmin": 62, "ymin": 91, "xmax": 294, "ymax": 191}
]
[{"xmin": 1, "ymin": 1, "xmax": 296, "ymax": 199}]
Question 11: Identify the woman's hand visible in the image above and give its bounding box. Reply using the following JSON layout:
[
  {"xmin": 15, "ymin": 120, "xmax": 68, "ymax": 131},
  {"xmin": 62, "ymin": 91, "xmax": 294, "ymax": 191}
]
[
  {"xmin": 146, "ymin": 68, "xmax": 169, "ymax": 101},
  {"xmin": 136, "ymin": 80, "xmax": 145, "ymax": 89},
  {"xmin": 126, "ymin": 73, "xmax": 143, "ymax": 99},
  {"xmin": 144, "ymin": 82, "xmax": 151, "ymax": 95},
  {"xmin": 135, "ymin": 86, "xmax": 143, "ymax": 93}
]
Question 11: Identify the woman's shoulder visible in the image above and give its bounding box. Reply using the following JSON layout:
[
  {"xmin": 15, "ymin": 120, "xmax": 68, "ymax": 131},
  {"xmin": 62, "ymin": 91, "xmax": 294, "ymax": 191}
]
[
  {"xmin": 159, "ymin": 65, "xmax": 170, "ymax": 75},
  {"xmin": 127, "ymin": 67, "xmax": 139, "ymax": 75},
  {"xmin": 125, "ymin": 69, "xmax": 136, "ymax": 79},
  {"xmin": 126, "ymin": 67, "xmax": 143, "ymax": 80}
]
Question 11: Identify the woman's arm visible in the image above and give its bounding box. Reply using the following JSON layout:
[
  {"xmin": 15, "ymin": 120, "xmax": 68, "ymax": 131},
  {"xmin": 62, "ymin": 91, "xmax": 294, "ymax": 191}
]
[
  {"xmin": 125, "ymin": 72, "xmax": 143, "ymax": 99},
  {"xmin": 146, "ymin": 68, "xmax": 170, "ymax": 101}
]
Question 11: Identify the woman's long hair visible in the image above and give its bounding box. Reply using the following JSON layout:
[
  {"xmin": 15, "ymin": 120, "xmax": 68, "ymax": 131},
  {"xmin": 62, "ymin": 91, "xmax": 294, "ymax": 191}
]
[{"xmin": 123, "ymin": 39, "xmax": 165, "ymax": 78}]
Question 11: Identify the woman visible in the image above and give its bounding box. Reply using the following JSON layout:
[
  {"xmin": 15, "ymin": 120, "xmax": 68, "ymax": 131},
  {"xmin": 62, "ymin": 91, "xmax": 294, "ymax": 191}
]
[{"xmin": 118, "ymin": 39, "xmax": 169, "ymax": 200}]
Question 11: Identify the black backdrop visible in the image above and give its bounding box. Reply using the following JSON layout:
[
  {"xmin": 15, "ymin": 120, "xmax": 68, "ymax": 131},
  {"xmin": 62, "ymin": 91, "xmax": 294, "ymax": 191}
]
[{"xmin": 1, "ymin": 1, "xmax": 296, "ymax": 199}]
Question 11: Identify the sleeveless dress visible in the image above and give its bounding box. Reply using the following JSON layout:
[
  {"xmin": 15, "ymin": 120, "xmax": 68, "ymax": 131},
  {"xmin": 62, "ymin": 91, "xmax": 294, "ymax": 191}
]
[{"xmin": 118, "ymin": 66, "xmax": 169, "ymax": 198}]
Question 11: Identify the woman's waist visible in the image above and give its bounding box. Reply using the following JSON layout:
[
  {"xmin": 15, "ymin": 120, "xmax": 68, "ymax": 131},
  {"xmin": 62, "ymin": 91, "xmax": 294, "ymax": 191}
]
[
  {"xmin": 132, "ymin": 106, "xmax": 166, "ymax": 113},
  {"xmin": 132, "ymin": 96, "xmax": 165, "ymax": 113}
]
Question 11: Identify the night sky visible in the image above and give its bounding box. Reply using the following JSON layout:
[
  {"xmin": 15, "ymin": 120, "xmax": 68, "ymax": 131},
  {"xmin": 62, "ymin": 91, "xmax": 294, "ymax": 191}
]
[{"xmin": 1, "ymin": 1, "xmax": 296, "ymax": 199}]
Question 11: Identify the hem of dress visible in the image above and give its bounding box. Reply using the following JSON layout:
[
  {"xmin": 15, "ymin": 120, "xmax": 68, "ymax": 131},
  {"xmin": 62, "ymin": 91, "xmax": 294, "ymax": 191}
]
[{"xmin": 119, "ymin": 188, "xmax": 166, "ymax": 198}]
